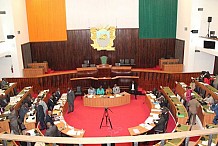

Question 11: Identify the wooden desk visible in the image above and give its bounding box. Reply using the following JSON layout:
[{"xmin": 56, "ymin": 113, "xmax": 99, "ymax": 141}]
[
  {"xmin": 76, "ymin": 67, "xmax": 98, "ymax": 77},
  {"xmin": 162, "ymin": 64, "xmax": 183, "ymax": 72},
  {"xmin": 83, "ymin": 92, "xmax": 130, "ymax": 107},
  {"xmin": 175, "ymin": 82, "xmax": 215, "ymax": 126},
  {"xmin": 159, "ymin": 59, "xmax": 179, "ymax": 69},
  {"xmin": 0, "ymin": 83, "xmax": 17, "ymax": 97},
  {"xmin": 28, "ymin": 62, "xmax": 48, "ymax": 72},
  {"xmin": 195, "ymin": 80, "xmax": 218, "ymax": 100},
  {"xmin": 161, "ymin": 87, "xmax": 188, "ymax": 124},
  {"xmin": 23, "ymin": 68, "xmax": 45, "ymax": 77},
  {"xmin": 96, "ymin": 65, "xmax": 112, "ymax": 77}
]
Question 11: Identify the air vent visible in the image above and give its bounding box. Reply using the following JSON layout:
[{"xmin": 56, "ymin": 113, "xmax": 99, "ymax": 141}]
[{"xmin": 0, "ymin": 11, "xmax": 6, "ymax": 14}]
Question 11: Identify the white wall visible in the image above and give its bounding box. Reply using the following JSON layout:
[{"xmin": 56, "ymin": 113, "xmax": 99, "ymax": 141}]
[
  {"xmin": 0, "ymin": 0, "xmax": 29, "ymax": 78},
  {"xmin": 66, "ymin": 0, "xmax": 139, "ymax": 30}
]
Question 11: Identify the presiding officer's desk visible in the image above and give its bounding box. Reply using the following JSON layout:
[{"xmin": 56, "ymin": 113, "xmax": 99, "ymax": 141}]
[
  {"xmin": 175, "ymin": 82, "xmax": 215, "ymax": 127},
  {"xmin": 27, "ymin": 62, "xmax": 48, "ymax": 72},
  {"xmin": 83, "ymin": 92, "xmax": 130, "ymax": 107}
]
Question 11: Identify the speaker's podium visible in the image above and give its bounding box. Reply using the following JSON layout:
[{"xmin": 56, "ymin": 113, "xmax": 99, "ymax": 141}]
[{"xmin": 96, "ymin": 64, "xmax": 112, "ymax": 77}]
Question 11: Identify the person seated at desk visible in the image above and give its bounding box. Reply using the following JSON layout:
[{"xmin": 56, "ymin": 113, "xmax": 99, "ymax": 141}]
[
  {"xmin": 47, "ymin": 96, "xmax": 56, "ymax": 111},
  {"xmin": 156, "ymin": 93, "xmax": 167, "ymax": 108},
  {"xmin": 211, "ymin": 100, "xmax": 218, "ymax": 125},
  {"xmin": 45, "ymin": 110, "xmax": 54, "ymax": 125},
  {"xmin": 153, "ymin": 107, "xmax": 169, "ymax": 133},
  {"xmin": 190, "ymin": 79, "xmax": 196, "ymax": 91},
  {"xmin": 129, "ymin": 81, "xmax": 138, "ymax": 99},
  {"xmin": 204, "ymin": 93, "xmax": 214, "ymax": 105},
  {"xmin": 88, "ymin": 86, "xmax": 96, "ymax": 95},
  {"xmin": 1, "ymin": 78, "xmax": 9, "ymax": 89},
  {"xmin": 8, "ymin": 106, "xmax": 20, "ymax": 135},
  {"xmin": 35, "ymin": 102, "xmax": 46, "ymax": 130},
  {"xmin": 106, "ymin": 86, "xmax": 112, "ymax": 95},
  {"xmin": 96, "ymin": 85, "xmax": 105, "ymax": 95},
  {"xmin": 45, "ymin": 121, "xmax": 61, "ymax": 137},
  {"xmin": 18, "ymin": 102, "xmax": 29, "ymax": 123},
  {"xmin": 55, "ymin": 88, "xmax": 61, "ymax": 100},
  {"xmin": 213, "ymin": 74, "xmax": 218, "ymax": 89},
  {"xmin": 36, "ymin": 97, "xmax": 48, "ymax": 116},
  {"xmin": 112, "ymin": 84, "xmax": 120, "ymax": 94}
]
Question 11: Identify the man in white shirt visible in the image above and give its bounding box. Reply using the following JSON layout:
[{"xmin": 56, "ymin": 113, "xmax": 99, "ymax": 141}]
[
  {"xmin": 88, "ymin": 86, "xmax": 96, "ymax": 95},
  {"xmin": 129, "ymin": 81, "xmax": 138, "ymax": 99},
  {"xmin": 112, "ymin": 84, "xmax": 120, "ymax": 94}
]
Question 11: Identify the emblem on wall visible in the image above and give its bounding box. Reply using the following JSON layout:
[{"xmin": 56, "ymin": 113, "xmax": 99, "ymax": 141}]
[{"xmin": 90, "ymin": 26, "xmax": 116, "ymax": 51}]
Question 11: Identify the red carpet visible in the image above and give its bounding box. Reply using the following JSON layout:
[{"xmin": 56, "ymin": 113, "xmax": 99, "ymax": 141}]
[{"xmin": 64, "ymin": 95, "xmax": 176, "ymax": 137}]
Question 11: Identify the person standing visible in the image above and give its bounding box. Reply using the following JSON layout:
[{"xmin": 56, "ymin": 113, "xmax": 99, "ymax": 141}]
[
  {"xmin": 211, "ymin": 100, "xmax": 218, "ymax": 124},
  {"xmin": 8, "ymin": 106, "xmax": 20, "ymax": 134},
  {"xmin": 129, "ymin": 81, "xmax": 138, "ymax": 99},
  {"xmin": 67, "ymin": 88, "xmax": 75, "ymax": 113},
  {"xmin": 55, "ymin": 88, "xmax": 61, "ymax": 100},
  {"xmin": 188, "ymin": 96, "xmax": 200, "ymax": 125}
]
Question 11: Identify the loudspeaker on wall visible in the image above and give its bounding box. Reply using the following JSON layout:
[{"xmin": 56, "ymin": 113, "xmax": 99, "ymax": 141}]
[{"xmin": 208, "ymin": 17, "xmax": 212, "ymax": 22}]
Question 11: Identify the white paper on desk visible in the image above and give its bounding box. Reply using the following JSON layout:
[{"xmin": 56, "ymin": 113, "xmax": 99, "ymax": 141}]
[
  {"xmin": 54, "ymin": 105, "xmax": 60, "ymax": 110},
  {"xmin": 110, "ymin": 96, "xmax": 114, "ymax": 98},
  {"xmin": 201, "ymin": 141, "xmax": 208, "ymax": 145},
  {"xmin": 206, "ymin": 109, "xmax": 214, "ymax": 113},
  {"xmin": 76, "ymin": 131, "xmax": 81, "ymax": 135},
  {"xmin": 9, "ymin": 83, "xmax": 15, "ymax": 86},
  {"xmin": 26, "ymin": 129, "xmax": 36, "ymax": 136},
  {"xmin": 154, "ymin": 104, "xmax": 160, "ymax": 109},
  {"xmin": 144, "ymin": 124, "xmax": 153, "ymax": 130},
  {"xmin": 153, "ymin": 114, "xmax": 160, "ymax": 120},
  {"xmin": 150, "ymin": 99, "xmax": 154, "ymax": 102},
  {"xmin": 3, "ymin": 110, "xmax": 11, "ymax": 115},
  {"xmin": 191, "ymin": 93, "xmax": 195, "ymax": 96},
  {"xmin": 151, "ymin": 109, "xmax": 162, "ymax": 112},
  {"xmin": 145, "ymin": 116, "xmax": 154, "ymax": 124},
  {"xmin": 67, "ymin": 129, "xmax": 77, "ymax": 136},
  {"xmin": 54, "ymin": 121, "xmax": 60, "ymax": 125},
  {"xmin": 170, "ymin": 95, "xmax": 177, "ymax": 98},
  {"xmin": 150, "ymin": 95, "xmax": 156, "ymax": 99},
  {"xmin": 26, "ymin": 116, "xmax": 36, "ymax": 123},
  {"xmin": 116, "ymin": 94, "xmax": 121, "ymax": 97},
  {"xmin": 133, "ymin": 129, "xmax": 140, "ymax": 134}
]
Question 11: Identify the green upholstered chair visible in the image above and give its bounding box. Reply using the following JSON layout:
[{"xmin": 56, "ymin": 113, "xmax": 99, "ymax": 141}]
[{"xmin": 100, "ymin": 56, "xmax": 108, "ymax": 64}]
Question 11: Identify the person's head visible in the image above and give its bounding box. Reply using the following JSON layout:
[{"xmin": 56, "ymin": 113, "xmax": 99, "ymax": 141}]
[
  {"xmin": 46, "ymin": 122, "xmax": 52, "ymax": 129},
  {"xmin": 107, "ymin": 85, "xmax": 111, "ymax": 89},
  {"xmin": 132, "ymin": 80, "xmax": 134, "ymax": 83},
  {"xmin": 52, "ymin": 92, "xmax": 56, "ymax": 96},
  {"xmin": 99, "ymin": 85, "xmax": 102, "ymax": 89},
  {"xmin": 67, "ymin": 88, "xmax": 71, "ymax": 92},
  {"xmin": 207, "ymin": 93, "xmax": 211, "ymax": 98},
  {"xmin": 186, "ymin": 86, "xmax": 191, "ymax": 90},
  {"xmin": 90, "ymin": 86, "xmax": 93, "ymax": 89},
  {"xmin": 191, "ymin": 95, "xmax": 195, "ymax": 100},
  {"xmin": 9, "ymin": 106, "xmax": 14, "ymax": 112},
  {"xmin": 47, "ymin": 110, "xmax": 52, "ymax": 116},
  {"xmin": 36, "ymin": 98, "xmax": 41, "ymax": 103},
  {"xmin": 114, "ymin": 84, "xmax": 117, "ymax": 87},
  {"xmin": 57, "ymin": 88, "xmax": 60, "ymax": 91},
  {"xmin": 191, "ymin": 79, "xmax": 195, "ymax": 83},
  {"xmin": 24, "ymin": 102, "xmax": 29, "ymax": 108}
]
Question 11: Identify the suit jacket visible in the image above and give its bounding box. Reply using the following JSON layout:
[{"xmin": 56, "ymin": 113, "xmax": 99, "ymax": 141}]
[
  {"xmin": 188, "ymin": 99, "xmax": 200, "ymax": 114},
  {"xmin": 45, "ymin": 125, "xmax": 61, "ymax": 137},
  {"xmin": 67, "ymin": 90, "xmax": 75, "ymax": 104},
  {"xmin": 55, "ymin": 91, "xmax": 61, "ymax": 99},
  {"xmin": 129, "ymin": 82, "xmax": 138, "ymax": 92},
  {"xmin": 47, "ymin": 99, "xmax": 55, "ymax": 111},
  {"xmin": 154, "ymin": 114, "xmax": 167, "ymax": 132},
  {"xmin": 19, "ymin": 105, "xmax": 29, "ymax": 122},
  {"xmin": 8, "ymin": 109, "xmax": 19, "ymax": 127},
  {"xmin": 36, "ymin": 105, "xmax": 45, "ymax": 122},
  {"xmin": 45, "ymin": 115, "xmax": 54, "ymax": 125}
]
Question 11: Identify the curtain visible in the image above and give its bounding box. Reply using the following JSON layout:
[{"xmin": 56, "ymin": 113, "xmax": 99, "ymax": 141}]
[{"xmin": 139, "ymin": 0, "xmax": 178, "ymax": 38}]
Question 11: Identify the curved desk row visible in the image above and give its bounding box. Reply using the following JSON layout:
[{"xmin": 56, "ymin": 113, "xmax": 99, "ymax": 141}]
[
  {"xmin": 0, "ymin": 82, "xmax": 17, "ymax": 97},
  {"xmin": 195, "ymin": 80, "xmax": 218, "ymax": 100},
  {"xmin": 160, "ymin": 87, "xmax": 188, "ymax": 124},
  {"xmin": 83, "ymin": 92, "xmax": 130, "ymax": 107},
  {"xmin": 175, "ymin": 82, "xmax": 215, "ymax": 127}
]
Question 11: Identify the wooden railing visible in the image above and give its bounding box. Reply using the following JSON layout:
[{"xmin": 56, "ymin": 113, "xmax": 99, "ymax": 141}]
[
  {"xmin": 0, "ymin": 128, "xmax": 218, "ymax": 145},
  {"xmin": 5, "ymin": 69, "xmax": 200, "ymax": 93}
]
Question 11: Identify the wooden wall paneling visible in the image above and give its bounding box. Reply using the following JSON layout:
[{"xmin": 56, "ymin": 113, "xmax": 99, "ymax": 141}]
[
  {"xmin": 21, "ymin": 43, "xmax": 32, "ymax": 68},
  {"xmin": 30, "ymin": 29, "xmax": 176, "ymax": 71},
  {"xmin": 175, "ymin": 39, "xmax": 185, "ymax": 63}
]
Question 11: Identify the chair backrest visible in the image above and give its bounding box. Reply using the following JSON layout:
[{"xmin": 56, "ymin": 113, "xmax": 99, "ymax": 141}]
[
  {"xmin": 100, "ymin": 56, "xmax": 108, "ymax": 64},
  {"xmin": 130, "ymin": 59, "xmax": 135, "ymax": 65},
  {"xmin": 120, "ymin": 59, "xmax": 124, "ymax": 64},
  {"xmin": 82, "ymin": 64, "xmax": 87, "ymax": 68},
  {"xmin": 76, "ymin": 86, "xmax": 82, "ymax": 92},
  {"xmin": 125, "ymin": 59, "xmax": 130, "ymax": 64},
  {"xmin": 90, "ymin": 64, "xmax": 96, "ymax": 67}
]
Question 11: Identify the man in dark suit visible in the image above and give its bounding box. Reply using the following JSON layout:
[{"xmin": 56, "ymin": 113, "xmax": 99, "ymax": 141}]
[
  {"xmin": 45, "ymin": 122, "xmax": 61, "ymax": 137},
  {"xmin": 67, "ymin": 88, "xmax": 75, "ymax": 113},
  {"xmin": 55, "ymin": 88, "xmax": 61, "ymax": 100},
  {"xmin": 153, "ymin": 107, "xmax": 169, "ymax": 133},
  {"xmin": 47, "ymin": 96, "xmax": 56, "ymax": 111},
  {"xmin": 129, "ymin": 80, "xmax": 138, "ymax": 99},
  {"xmin": 36, "ymin": 103, "xmax": 46, "ymax": 130},
  {"xmin": 19, "ymin": 102, "xmax": 29, "ymax": 123},
  {"xmin": 45, "ymin": 110, "xmax": 54, "ymax": 125}
]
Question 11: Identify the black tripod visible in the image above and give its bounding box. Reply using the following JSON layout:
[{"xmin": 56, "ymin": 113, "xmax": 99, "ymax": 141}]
[{"xmin": 100, "ymin": 107, "xmax": 113, "ymax": 129}]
